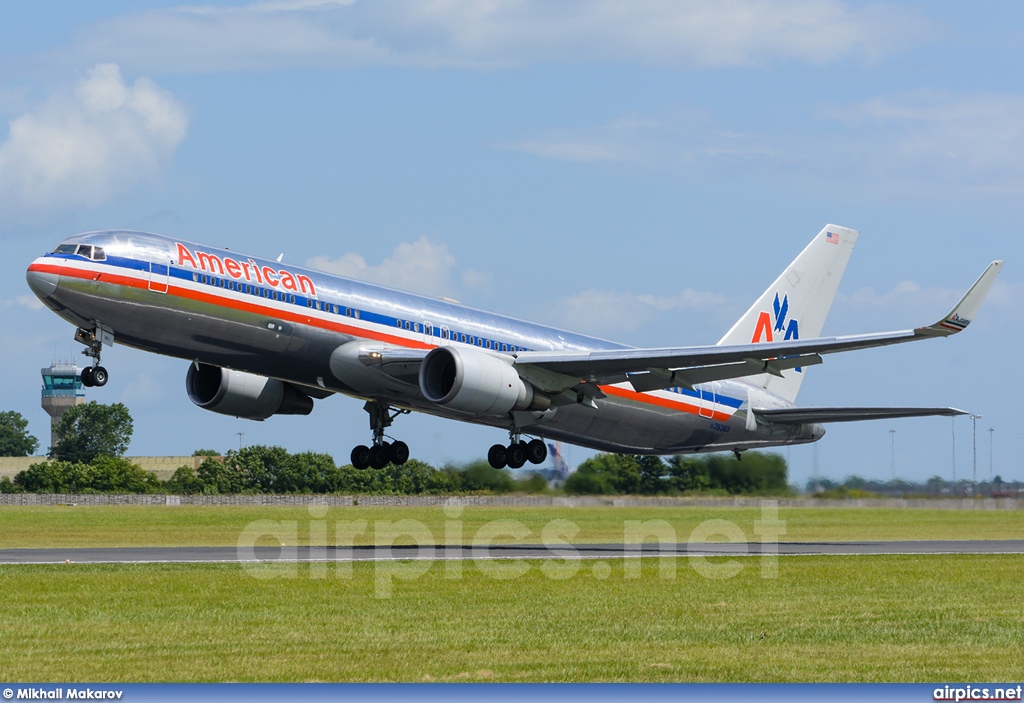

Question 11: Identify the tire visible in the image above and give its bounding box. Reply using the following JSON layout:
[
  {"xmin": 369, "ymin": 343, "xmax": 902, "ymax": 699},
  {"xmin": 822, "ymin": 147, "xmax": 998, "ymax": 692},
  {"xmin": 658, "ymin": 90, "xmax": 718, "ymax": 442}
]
[
  {"xmin": 506, "ymin": 443, "xmax": 526, "ymax": 469},
  {"xmin": 389, "ymin": 441, "xmax": 410, "ymax": 466},
  {"xmin": 487, "ymin": 444, "xmax": 507, "ymax": 469},
  {"xmin": 92, "ymin": 366, "xmax": 109, "ymax": 387},
  {"xmin": 369, "ymin": 444, "xmax": 390, "ymax": 470},
  {"xmin": 80, "ymin": 366, "xmax": 95, "ymax": 387},
  {"xmin": 526, "ymin": 438, "xmax": 547, "ymax": 465},
  {"xmin": 351, "ymin": 445, "xmax": 371, "ymax": 470}
]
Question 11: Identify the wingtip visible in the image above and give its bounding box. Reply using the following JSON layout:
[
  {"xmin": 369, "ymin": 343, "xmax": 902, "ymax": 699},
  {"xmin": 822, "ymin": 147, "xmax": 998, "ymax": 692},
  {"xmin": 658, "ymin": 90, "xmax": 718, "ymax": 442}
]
[{"xmin": 920, "ymin": 259, "xmax": 1003, "ymax": 337}]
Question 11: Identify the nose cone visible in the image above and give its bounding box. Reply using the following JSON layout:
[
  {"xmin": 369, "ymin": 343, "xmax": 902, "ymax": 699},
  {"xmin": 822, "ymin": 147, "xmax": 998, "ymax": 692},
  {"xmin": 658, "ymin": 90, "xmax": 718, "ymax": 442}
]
[{"xmin": 26, "ymin": 262, "xmax": 60, "ymax": 299}]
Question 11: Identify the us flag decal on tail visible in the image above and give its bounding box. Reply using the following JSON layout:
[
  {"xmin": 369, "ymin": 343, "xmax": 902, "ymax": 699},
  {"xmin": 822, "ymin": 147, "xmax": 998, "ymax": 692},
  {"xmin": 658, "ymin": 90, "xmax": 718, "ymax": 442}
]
[{"xmin": 826, "ymin": 231, "xmax": 840, "ymax": 245}]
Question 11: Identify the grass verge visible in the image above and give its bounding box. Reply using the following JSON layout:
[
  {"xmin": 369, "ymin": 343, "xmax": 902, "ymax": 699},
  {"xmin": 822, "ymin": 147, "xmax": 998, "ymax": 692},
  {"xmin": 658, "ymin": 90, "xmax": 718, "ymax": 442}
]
[
  {"xmin": 0, "ymin": 505, "xmax": 1022, "ymax": 549},
  {"xmin": 1, "ymin": 555, "xmax": 1022, "ymax": 681}
]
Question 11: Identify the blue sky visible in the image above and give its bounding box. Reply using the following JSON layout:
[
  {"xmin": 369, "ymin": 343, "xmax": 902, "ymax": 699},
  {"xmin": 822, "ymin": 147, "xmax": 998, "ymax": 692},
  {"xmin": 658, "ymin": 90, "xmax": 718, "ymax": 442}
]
[{"xmin": 1, "ymin": 1, "xmax": 1021, "ymax": 485}]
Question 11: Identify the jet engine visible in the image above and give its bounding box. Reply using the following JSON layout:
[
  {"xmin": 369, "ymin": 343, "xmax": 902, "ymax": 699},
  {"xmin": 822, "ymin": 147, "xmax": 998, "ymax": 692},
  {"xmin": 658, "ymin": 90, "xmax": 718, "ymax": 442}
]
[
  {"xmin": 419, "ymin": 346, "xmax": 549, "ymax": 415},
  {"xmin": 186, "ymin": 363, "xmax": 314, "ymax": 420}
]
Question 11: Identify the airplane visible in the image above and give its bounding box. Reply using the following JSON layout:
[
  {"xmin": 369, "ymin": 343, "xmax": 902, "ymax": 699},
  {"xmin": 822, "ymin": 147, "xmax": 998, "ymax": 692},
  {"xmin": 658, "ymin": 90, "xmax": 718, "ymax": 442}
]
[{"xmin": 25, "ymin": 225, "xmax": 1002, "ymax": 471}]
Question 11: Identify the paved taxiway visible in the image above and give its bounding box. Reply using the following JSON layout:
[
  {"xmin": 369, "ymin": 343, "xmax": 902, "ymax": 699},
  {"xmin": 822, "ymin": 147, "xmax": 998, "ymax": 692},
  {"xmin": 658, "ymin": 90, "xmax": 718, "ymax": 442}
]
[{"xmin": 1, "ymin": 541, "xmax": 1022, "ymax": 564}]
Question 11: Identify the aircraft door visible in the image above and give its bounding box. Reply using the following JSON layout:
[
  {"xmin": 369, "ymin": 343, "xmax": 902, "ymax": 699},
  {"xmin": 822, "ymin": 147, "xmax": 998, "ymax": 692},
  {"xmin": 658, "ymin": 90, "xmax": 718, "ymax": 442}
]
[
  {"xmin": 438, "ymin": 325, "xmax": 451, "ymax": 346},
  {"xmin": 149, "ymin": 258, "xmax": 170, "ymax": 293}
]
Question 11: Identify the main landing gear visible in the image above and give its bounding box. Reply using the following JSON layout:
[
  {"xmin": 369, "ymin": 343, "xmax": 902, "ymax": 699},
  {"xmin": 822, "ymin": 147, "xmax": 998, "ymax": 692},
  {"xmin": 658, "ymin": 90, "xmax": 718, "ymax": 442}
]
[
  {"xmin": 74, "ymin": 326, "xmax": 109, "ymax": 388},
  {"xmin": 350, "ymin": 400, "xmax": 411, "ymax": 470},
  {"xmin": 487, "ymin": 429, "xmax": 547, "ymax": 470}
]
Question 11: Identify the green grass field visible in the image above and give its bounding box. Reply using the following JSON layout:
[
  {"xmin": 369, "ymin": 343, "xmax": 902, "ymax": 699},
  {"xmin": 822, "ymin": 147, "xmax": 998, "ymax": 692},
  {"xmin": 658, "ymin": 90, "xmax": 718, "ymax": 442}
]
[
  {"xmin": 1, "ymin": 505, "xmax": 1022, "ymax": 548},
  {"xmin": 3, "ymin": 505, "xmax": 1021, "ymax": 682},
  {"xmin": 1, "ymin": 555, "xmax": 1022, "ymax": 682}
]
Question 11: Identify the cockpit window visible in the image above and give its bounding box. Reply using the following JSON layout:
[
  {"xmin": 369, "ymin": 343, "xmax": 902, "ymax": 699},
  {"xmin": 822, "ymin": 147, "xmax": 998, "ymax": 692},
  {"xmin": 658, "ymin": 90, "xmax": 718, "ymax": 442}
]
[{"xmin": 51, "ymin": 243, "xmax": 107, "ymax": 260}]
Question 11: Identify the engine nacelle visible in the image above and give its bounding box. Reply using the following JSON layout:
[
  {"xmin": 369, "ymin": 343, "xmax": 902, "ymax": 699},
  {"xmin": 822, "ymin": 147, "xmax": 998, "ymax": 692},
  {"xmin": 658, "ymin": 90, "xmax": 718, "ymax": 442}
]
[
  {"xmin": 186, "ymin": 363, "xmax": 314, "ymax": 420},
  {"xmin": 419, "ymin": 346, "xmax": 549, "ymax": 415}
]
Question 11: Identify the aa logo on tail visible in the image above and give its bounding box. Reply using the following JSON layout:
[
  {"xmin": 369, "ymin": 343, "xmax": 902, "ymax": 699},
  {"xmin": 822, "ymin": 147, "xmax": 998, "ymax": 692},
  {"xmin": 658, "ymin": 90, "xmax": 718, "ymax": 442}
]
[{"xmin": 751, "ymin": 293, "xmax": 802, "ymax": 371}]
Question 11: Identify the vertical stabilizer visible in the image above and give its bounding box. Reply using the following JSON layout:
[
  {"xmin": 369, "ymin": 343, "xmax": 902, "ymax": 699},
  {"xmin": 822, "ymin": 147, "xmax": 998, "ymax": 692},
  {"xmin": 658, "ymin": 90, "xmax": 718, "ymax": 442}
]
[{"xmin": 717, "ymin": 224, "xmax": 858, "ymax": 403}]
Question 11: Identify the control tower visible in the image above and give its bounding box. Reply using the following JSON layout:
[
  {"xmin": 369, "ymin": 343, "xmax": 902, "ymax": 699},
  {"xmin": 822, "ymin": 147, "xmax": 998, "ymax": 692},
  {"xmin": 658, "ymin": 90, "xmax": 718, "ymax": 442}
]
[{"xmin": 41, "ymin": 362, "xmax": 86, "ymax": 448}]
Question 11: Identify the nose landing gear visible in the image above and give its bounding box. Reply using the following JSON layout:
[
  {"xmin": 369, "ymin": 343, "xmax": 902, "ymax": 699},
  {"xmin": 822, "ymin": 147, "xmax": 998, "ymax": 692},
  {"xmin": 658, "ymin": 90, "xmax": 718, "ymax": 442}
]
[
  {"xmin": 350, "ymin": 400, "xmax": 411, "ymax": 470},
  {"xmin": 74, "ymin": 326, "xmax": 111, "ymax": 388}
]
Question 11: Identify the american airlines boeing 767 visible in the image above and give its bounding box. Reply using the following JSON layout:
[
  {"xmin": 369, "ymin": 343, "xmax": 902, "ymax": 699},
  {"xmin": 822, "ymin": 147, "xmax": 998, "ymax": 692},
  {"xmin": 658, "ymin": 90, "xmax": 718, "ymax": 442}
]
[{"xmin": 25, "ymin": 225, "xmax": 1002, "ymax": 470}]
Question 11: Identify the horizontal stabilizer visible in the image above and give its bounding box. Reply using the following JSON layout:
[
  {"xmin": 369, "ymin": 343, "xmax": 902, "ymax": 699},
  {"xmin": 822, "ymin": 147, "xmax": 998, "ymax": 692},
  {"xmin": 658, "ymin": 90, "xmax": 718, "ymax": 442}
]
[{"xmin": 754, "ymin": 406, "xmax": 967, "ymax": 424}]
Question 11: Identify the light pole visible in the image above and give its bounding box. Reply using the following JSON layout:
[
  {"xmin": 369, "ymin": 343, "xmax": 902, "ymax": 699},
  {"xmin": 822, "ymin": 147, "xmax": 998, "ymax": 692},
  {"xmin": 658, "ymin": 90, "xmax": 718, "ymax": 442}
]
[
  {"xmin": 970, "ymin": 414, "xmax": 982, "ymax": 497},
  {"xmin": 889, "ymin": 429, "xmax": 896, "ymax": 481},
  {"xmin": 988, "ymin": 427, "xmax": 994, "ymax": 482},
  {"xmin": 951, "ymin": 416, "xmax": 956, "ymax": 483},
  {"xmin": 236, "ymin": 431, "xmax": 245, "ymax": 450}
]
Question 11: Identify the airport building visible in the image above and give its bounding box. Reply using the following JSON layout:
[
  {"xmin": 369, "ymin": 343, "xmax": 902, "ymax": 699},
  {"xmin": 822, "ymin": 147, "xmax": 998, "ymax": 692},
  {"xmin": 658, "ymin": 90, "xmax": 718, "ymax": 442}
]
[{"xmin": 40, "ymin": 361, "xmax": 86, "ymax": 449}]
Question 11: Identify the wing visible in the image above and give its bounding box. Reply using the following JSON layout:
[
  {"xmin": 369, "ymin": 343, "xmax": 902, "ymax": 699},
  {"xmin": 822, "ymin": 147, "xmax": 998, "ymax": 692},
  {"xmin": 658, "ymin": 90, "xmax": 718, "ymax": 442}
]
[
  {"xmin": 513, "ymin": 260, "xmax": 1003, "ymax": 394},
  {"xmin": 753, "ymin": 406, "xmax": 966, "ymax": 424}
]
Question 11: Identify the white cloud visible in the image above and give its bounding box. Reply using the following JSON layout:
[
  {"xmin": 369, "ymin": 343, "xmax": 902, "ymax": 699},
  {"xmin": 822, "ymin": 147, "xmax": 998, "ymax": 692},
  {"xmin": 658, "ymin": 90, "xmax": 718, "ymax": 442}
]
[
  {"xmin": 508, "ymin": 91, "xmax": 1024, "ymax": 196},
  {"xmin": 0, "ymin": 63, "xmax": 187, "ymax": 216},
  {"xmin": 816, "ymin": 91, "xmax": 1024, "ymax": 192},
  {"xmin": 1, "ymin": 294, "xmax": 46, "ymax": 311},
  {"xmin": 841, "ymin": 280, "xmax": 925, "ymax": 308},
  {"xmin": 37, "ymin": 0, "xmax": 930, "ymax": 74},
  {"xmin": 544, "ymin": 287, "xmax": 726, "ymax": 338},
  {"xmin": 307, "ymin": 236, "xmax": 460, "ymax": 298},
  {"xmin": 15, "ymin": 294, "xmax": 44, "ymax": 311},
  {"xmin": 501, "ymin": 109, "xmax": 775, "ymax": 173}
]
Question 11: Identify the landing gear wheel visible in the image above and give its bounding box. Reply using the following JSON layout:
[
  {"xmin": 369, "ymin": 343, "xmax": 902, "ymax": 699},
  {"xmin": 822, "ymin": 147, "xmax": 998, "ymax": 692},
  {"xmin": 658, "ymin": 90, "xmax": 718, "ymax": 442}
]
[
  {"xmin": 369, "ymin": 444, "xmax": 390, "ymax": 470},
  {"xmin": 487, "ymin": 444, "xmax": 507, "ymax": 469},
  {"xmin": 91, "ymin": 366, "xmax": 108, "ymax": 387},
  {"xmin": 506, "ymin": 442, "xmax": 527, "ymax": 469},
  {"xmin": 526, "ymin": 439, "xmax": 547, "ymax": 465},
  {"xmin": 80, "ymin": 366, "xmax": 95, "ymax": 387},
  {"xmin": 351, "ymin": 445, "xmax": 371, "ymax": 470},
  {"xmin": 388, "ymin": 441, "xmax": 410, "ymax": 466}
]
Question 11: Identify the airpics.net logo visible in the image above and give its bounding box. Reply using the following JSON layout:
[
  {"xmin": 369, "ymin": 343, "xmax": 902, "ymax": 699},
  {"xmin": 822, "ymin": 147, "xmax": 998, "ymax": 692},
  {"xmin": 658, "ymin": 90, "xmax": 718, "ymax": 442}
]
[
  {"xmin": 233, "ymin": 500, "xmax": 787, "ymax": 598},
  {"xmin": 934, "ymin": 684, "xmax": 1023, "ymax": 701}
]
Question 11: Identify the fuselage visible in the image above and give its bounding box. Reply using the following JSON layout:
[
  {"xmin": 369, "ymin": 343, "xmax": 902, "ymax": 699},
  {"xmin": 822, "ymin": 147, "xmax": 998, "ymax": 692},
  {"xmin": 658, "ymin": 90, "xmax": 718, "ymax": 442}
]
[{"xmin": 26, "ymin": 230, "xmax": 822, "ymax": 454}]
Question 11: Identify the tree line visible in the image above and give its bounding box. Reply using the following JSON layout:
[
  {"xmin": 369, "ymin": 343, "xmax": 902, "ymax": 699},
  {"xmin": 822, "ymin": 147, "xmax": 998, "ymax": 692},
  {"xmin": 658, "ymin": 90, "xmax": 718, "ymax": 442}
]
[
  {"xmin": 0, "ymin": 403, "xmax": 788, "ymax": 495},
  {"xmin": 563, "ymin": 452, "xmax": 789, "ymax": 496}
]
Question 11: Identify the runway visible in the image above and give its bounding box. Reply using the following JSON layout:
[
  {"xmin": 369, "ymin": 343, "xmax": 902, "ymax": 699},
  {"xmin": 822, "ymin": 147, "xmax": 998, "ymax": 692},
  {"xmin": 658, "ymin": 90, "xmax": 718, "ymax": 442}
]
[{"xmin": 1, "ymin": 540, "xmax": 1022, "ymax": 564}]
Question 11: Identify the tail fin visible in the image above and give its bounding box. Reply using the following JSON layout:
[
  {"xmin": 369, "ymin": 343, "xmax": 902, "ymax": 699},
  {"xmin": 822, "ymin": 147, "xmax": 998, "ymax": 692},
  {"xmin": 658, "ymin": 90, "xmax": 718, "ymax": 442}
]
[{"xmin": 717, "ymin": 224, "xmax": 858, "ymax": 403}]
